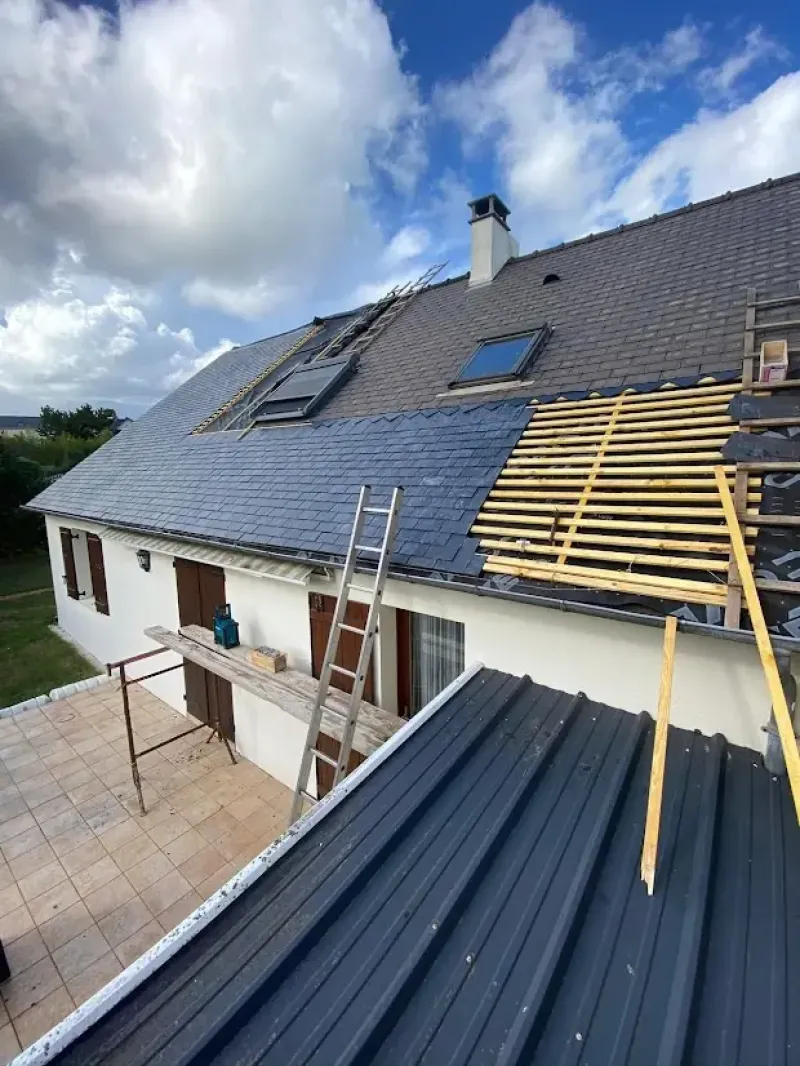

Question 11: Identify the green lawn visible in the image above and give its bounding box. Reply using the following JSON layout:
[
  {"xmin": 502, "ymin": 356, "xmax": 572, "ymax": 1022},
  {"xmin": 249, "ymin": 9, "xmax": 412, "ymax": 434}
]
[
  {"xmin": 0, "ymin": 551, "xmax": 53, "ymax": 597},
  {"xmin": 0, "ymin": 553, "xmax": 95, "ymax": 707}
]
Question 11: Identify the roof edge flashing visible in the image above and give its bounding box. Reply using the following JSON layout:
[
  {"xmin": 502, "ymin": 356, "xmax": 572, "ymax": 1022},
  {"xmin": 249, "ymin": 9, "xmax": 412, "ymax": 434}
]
[{"xmin": 15, "ymin": 661, "xmax": 484, "ymax": 1066}]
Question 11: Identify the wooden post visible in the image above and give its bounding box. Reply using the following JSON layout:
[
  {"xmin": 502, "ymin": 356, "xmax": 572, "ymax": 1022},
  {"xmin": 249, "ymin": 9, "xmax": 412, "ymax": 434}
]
[
  {"xmin": 641, "ymin": 615, "xmax": 678, "ymax": 895},
  {"xmin": 714, "ymin": 466, "xmax": 800, "ymax": 823},
  {"xmin": 725, "ymin": 286, "xmax": 757, "ymax": 628}
]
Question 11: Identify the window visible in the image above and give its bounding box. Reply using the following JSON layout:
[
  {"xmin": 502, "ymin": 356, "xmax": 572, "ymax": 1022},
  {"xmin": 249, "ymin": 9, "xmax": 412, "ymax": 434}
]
[
  {"xmin": 453, "ymin": 328, "xmax": 547, "ymax": 386},
  {"xmin": 58, "ymin": 527, "xmax": 109, "ymax": 614},
  {"xmin": 397, "ymin": 611, "xmax": 465, "ymax": 717},
  {"xmin": 252, "ymin": 354, "xmax": 353, "ymax": 424}
]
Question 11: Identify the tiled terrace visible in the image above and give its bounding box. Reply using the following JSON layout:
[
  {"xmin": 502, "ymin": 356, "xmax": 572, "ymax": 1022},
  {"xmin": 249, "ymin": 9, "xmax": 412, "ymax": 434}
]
[{"xmin": 0, "ymin": 681, "xmax": 292, "ymax": 1061}]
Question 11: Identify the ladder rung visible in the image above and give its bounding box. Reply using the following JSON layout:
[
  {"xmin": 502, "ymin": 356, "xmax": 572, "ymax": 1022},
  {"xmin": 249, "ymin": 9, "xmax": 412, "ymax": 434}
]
[
  {"xmin": 299, "ymin": 789, "xmax": 317, "ymax": 804},
  {"xmin": 321, "ymin": 703, "xmax": 348, "ymax": 720},
  {"xmin": 330, "ymin": 664, "xmax": 357, "ymax": 679},
  {"xmin": 363, "ymin": 506, "xmax": 390, "ymax": 515},
  {"xmin": 311, "ymin": 749, "xmax": 339, "ymax": 768},
  {"xmin": 348, "ymin": 583, "xmax": 376, "ymax": 595},
  {"xmin": 338, "ymin": 622, "xmax": 366, "ymax": 635},
  {"xmin": 356, "ymin": 544, "xmax": 382, "ymax": 554}
]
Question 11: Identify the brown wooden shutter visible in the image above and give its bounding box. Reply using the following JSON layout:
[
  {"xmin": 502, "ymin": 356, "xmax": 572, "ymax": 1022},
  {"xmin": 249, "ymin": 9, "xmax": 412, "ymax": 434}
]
[
  {"xmin": 59, "ymin": 528, "xmax": 79, "ymax": 600},
  {"xmin": 86, "ymin": 533, "xmax": 109, "ymax": 615}
]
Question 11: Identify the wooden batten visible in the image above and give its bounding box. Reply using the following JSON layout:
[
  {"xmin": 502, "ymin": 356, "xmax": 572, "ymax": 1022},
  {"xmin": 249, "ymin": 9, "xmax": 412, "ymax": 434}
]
[{"xmin": 473, "ymin": 379, "xmax": 763, "ymax": 607}]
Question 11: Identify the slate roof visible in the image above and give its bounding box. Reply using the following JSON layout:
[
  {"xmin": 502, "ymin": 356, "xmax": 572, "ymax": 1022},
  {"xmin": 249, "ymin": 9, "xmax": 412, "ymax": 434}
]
[
  {"xmin": 321, "ymin": 172, "xmax": 800, "ymax": 418},
  {"xmin": 47, "ymin": 667, "xmax": 800, "ymax": 1066},
  {"xmin": 29, "ymin": 388, "xmax": 529, "ymax": 575},
  {"xmin": 28, "ymin": 173, "xmax": 800, "ymax": 574}
]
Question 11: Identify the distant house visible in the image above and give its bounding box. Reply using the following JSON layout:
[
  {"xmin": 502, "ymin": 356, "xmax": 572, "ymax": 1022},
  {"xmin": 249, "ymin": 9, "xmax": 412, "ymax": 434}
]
[{"xmin": 0, "ymin": 415, "xmax": 40, "ymax": 436}]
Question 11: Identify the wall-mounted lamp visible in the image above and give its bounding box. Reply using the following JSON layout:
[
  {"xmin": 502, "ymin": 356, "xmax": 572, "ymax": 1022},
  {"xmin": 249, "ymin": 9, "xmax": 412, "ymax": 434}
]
[{"xmin": 136, "ymin": 549, "xmax": 151, "ymax": 573}]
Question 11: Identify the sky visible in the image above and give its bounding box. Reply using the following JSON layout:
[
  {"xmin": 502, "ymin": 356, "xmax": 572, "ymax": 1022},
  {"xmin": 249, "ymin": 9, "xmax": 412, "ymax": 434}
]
[{"xmin": 0, "ymin": 0, "xmax": 799, "ymax": 417}]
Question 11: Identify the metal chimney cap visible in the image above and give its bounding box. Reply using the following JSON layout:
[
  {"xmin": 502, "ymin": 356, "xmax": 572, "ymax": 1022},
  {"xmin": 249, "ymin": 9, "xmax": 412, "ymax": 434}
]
[{"xmin": 467, "ymin": 193, "xmax": 511, "ymax": 229}]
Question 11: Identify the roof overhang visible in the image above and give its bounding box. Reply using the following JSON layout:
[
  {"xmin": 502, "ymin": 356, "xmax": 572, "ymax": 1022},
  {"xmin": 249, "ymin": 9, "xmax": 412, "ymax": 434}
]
[{"xmin": 100, "ymin": 527, "xmax": 328, "ymax": 586}]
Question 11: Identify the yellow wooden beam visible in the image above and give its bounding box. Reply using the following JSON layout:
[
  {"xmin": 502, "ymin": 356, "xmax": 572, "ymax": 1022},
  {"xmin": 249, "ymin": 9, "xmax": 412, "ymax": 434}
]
[
  {"xmin": 641, "ymin": 615, "xmax": 678, "ymax": 896},
  {"xmin": 714, "ymin": 465, "xmax": 800, "ymax": 823}
]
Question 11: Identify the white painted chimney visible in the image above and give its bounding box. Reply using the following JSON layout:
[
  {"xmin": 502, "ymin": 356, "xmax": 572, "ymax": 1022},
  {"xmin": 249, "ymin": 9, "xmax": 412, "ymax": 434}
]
[{"xmin": 468, "ymin": 193, "xmax": 518, "ymax": 286}]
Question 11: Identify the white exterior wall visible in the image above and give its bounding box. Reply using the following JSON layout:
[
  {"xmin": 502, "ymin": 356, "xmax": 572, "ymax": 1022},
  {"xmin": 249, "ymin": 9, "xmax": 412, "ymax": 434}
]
[
  {"xmin": 47, "ymin": 515, "xmax": 787, "ymax": 792},
  {"xmin": 46, "ymin": 516, "xmax": 183, "ymax": 708}
]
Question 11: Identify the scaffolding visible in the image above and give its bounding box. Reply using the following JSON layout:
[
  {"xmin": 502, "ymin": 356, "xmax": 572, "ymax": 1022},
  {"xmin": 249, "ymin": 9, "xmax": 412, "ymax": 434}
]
[{"xmin": 106, "ymin": 646, "xmax": 235, "ymax": 816}]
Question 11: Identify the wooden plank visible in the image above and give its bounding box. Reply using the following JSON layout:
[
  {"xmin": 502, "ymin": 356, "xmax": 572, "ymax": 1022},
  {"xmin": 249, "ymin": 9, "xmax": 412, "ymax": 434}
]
[
  {"xmin": 741, "ymin": 417, "xmax": 800, "ymax": 428},
  {"xmin": 529, "ymin": 381, "xmax": 741, "ymax": 413},
  {"xmin": 641, "ymin": 615, "xmax": 678, "ymax": 896},
  {"xmin": 485, "ymin": 555, "xmax": 726, "ymax": 595},
  {"xmin": 746, "ymin": 514, "xmax": 800, "ymax": 527},
  {"xmin": 557, "ymin": 394, "xmax": 623, "ymax": 566},
  {"xmin": 482, "ymin": 502, "xmax": 759, "ymax": 519},
  {"xmin": 714, "ymin": 466, "xmax": 800, "ymax": 823},
  {"xmin": 479, "ymin": 539, "xmax": 729, "ymax": 572},
  {"xmin": 754, "ymin": 295, "xmax": 800, "ymax": 310},
  {"xmin": 755, "ymin": 580, "xmax": 800, "ymax": 594},
  {"xmin": 474, "ymin": 525, "xmax": 743, "ymax": 554},
  {"xmin": 492, "ymin": 476, "xmax": 754, "ymax": 490},
  {"xmin": 737, "ymin": 461, "xmax": 800, "ymax": 472},
  {"xmin": 523, "ymin": 414, "xmax": 734, "ymax": 439},
  {"xmin": 500, "ymin": 464, "xmax": 737, "ymax": 477},
  {"xmin": 508, "ymin": 451, "xmax": 726, "ymax": 467},
  {"xmin": 483, "ymin": 559, "xmax": 726, "ymax": 606},
  {"xmin": 753, "ymin": 318, "xmax": 800, "ymax": 331},
  {"xmin": 144, "ymin": 624, "xmax": 402, "ymax": 758},
  {"xmin": 518, "ymin": 424, "xmax": 737, "ymax": 446},
  {"xmin": 527, "ymin": 401, "xmax": 733, "ymax": 431},
  {"xmin": 490, "ymin": 489, "xmax": 761, "ymax": 503},
  {"xmin": 752, "ymin": 378, "xmax": 800, "ymax": 391},
  {"xmin": 474, "ymin": 515, "xmax": 756, "ymax": 537},
  {"xmin": 515, "ymin": 436, "xmax": 731, "ymax": 456}
]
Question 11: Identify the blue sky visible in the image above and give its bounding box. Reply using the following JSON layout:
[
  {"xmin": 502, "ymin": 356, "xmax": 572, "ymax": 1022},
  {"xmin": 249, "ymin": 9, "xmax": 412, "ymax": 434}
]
[{"xmin": 0, "ymin": 0, "xmax": 798, "ymax": 415}]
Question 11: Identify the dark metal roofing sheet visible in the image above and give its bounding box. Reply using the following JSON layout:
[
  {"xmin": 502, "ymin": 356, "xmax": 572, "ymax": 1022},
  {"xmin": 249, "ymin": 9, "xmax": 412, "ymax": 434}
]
[{"xmin": 49, "ymin": 669, "xmax": 800, "ymax": 1066}]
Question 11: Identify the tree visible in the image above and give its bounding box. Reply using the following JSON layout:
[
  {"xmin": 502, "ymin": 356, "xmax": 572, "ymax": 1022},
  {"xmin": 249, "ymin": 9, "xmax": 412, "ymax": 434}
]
[
  {"xmin": 0, "ymin": 439, "xmax": 47, "ymax": 555},
  {"xmin": 39, "ymin": 404, "xmax": 117, "ymax": 440}
]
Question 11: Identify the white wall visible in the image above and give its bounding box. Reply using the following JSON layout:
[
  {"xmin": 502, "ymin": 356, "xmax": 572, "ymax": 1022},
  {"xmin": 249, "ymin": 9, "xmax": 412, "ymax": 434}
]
[
  {"xmin": 46, "ymin": 517, "xmax": 184, "ymax": 708},
  {"xmin": 47, "ymin": 513, "xmax": 782, "ymax": 779}
]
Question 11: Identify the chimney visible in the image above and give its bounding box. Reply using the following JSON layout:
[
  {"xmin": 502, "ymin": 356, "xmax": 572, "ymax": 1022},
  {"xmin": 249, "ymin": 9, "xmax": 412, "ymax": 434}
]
[{"xmin": 468, "ymin": 193, "xmax": 518, "ymax": 286}]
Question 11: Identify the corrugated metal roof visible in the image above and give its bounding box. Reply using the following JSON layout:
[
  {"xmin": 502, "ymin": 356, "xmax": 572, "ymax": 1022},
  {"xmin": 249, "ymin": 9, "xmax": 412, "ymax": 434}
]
[
  {"xmin": 46, "ymin": 668, "xmax": 800, "ymax": 1066},
  {"xmin": 100, "ymin": 528, "xmax": 326, "ymax": 585}
]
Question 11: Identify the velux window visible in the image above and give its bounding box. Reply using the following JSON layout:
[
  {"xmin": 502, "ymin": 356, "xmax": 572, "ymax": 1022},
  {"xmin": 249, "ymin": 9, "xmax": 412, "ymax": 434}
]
[
  {"xmin": 453, "ymin": 327, "xmax": 547, "ymax": 387},
  {"xmin": 252, "ymin": 354, "xmax": 353, "ymax": 424}
]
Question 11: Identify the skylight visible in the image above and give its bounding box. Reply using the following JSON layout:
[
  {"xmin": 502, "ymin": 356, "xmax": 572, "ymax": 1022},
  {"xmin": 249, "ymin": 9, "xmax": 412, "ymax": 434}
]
[
  {"xmin": 453, "ymin": 328, "xmax": 547, "ymax": 386},
  {"xmin": 252, "ymin": 354, "xmax": 354, "ymax": 424}
]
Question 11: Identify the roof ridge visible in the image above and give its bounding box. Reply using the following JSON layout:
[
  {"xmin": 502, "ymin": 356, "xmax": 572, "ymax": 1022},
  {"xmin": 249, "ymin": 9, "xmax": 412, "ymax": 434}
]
[{"xmin": 510, "ymin": 170, "xmax": 800, "ymax": 266}]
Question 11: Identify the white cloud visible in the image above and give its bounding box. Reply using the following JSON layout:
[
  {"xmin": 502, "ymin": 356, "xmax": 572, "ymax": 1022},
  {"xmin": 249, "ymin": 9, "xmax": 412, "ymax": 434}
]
[
  {"xmin": 439, "ymin": 4, "xmax": 800, "ymax": 247},
  {"xmin": 606, "ymin": 73, "xmax": 800, "ymax": 221},
  {"xmin": 0, "ymin": 263, "xmax": 234, "ymax": 414},
  {"xmin": 0, "ymin": 0, "xmax": 423, "ymax": 311},
  {"xmin": 383, "ymin": 226, "xmax": 431, "ymax": 267},
  {"xmin": 698, "ymin": 27, "xmax": 786, "ymax": 99}
]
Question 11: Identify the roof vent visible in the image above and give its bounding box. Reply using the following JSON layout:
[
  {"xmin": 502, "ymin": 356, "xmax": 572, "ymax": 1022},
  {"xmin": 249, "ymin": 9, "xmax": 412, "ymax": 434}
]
[
  {"xmin": 543, "ymin": 273, "xmax": 560, "ymax": 285},
  {"xmin": 468, "ymin": 193, "xmax": 518, "ymax": 287}
]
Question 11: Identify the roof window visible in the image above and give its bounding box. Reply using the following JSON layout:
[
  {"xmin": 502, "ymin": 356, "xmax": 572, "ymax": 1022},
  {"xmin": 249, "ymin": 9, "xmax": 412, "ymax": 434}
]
[
  {"xmin": 252, "ymin": 354, "xmax": 354, "ymax": 424},
  {"xmin": 452, "ymin": 328, "xmax": 548, "ymax": 387}
]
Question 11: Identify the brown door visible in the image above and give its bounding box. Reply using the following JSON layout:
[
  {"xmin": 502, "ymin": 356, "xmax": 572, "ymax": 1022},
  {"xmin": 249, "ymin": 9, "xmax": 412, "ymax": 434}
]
[
  {"xmin": 309, "ymin": 593, "xmax": 374, "ymax": 796},
  {"xmin": 175, "ymin": 559, "xmax": 235, "ymax": 740}
]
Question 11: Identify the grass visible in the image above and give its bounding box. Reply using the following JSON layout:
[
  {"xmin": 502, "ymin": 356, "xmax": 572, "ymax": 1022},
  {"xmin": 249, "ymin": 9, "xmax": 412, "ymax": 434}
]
[
  {"xmin": 0, "ymin": 551, "xmax": 53, "ymax": 597},
  {"xmin": 0, "ymin": 552, "xmax": 95, "ymax": 707}
]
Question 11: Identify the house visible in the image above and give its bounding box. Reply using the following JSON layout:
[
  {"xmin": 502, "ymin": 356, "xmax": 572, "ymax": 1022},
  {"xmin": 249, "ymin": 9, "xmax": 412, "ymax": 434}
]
[
  {"xmin": 27, "ymin": 175, "xmax": 800, "ymax": 784},
  {"xmin": 22, "ymin": 176, "xmax": 800, "ymax": 1064},
  {"xmin": 0, "ymin": 415, "xmax": 40, "ymax": 436}
]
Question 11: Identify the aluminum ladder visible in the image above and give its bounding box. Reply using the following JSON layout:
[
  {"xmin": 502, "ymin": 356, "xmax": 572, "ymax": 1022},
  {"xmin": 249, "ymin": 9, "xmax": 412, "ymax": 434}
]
[{"xmin": 289, "ymin": 484, "xmax": 404, "ymax": 825}]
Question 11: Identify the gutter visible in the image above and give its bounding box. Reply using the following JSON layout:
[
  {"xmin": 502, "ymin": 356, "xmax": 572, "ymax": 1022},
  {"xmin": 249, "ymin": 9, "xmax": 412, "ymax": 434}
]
[
  {"xmin": 14, "ymin": 662, "xmax": 484, "ymax": 1066},
  {"xmin": 30, "ymin": 508, "xmax": 800, "ymax": 656}
]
